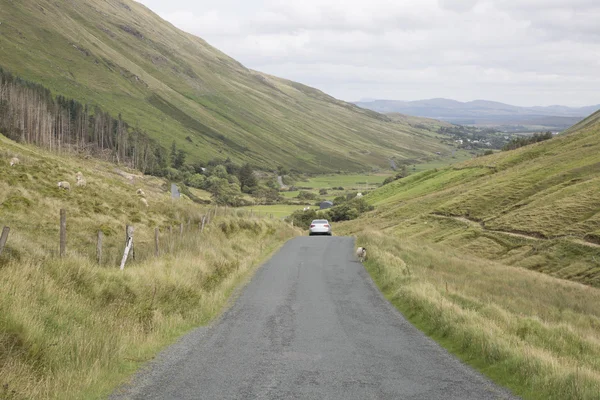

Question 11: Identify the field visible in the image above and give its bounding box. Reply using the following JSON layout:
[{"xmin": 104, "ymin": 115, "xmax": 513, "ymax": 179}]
[
  {"xmin": 298, "ymin": 173, "xmax": 391, "ymax": 190},
  {"xmin": 0, "ymin": 135, "xmax": 300, "ymax": 399},
  {"xmin": 241, "ymin": 205, "xmax": 308, "ymax": 218}
]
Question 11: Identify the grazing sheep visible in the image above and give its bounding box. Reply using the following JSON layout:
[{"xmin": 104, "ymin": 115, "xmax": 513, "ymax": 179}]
[
  {"xmin": 136, "ymin": 188, "xmax": 146, "ymax": 197},
  {"xmin": 58, "ymin": 181, "xmax": 71, "ymax": 191},
  {"xmin": 356, "ymin": 193, "xmax": 363, "ymax": 198},
  {"xmin": 9, "ymin": 157, "xmax": 20, "ymax": 167},
  {"xmin": 140, "ymin": 197, "xmax": 149, "ymax": 207},
  {"xmin": 356, "ymin": 247, "xmax": 367, "ymax": 262},
  {"xmin": 75, "ymin": 172, "xmax": 86, "ymax": 187}
]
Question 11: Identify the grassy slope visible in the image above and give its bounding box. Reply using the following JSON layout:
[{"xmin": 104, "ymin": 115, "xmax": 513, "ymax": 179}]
[
  {"xmin": 363, "ymin": 110, "xmax": 600, "ymax": 287},
  {"xmin": 334, "ymin": 111, "xmax": 600, "ymax": 399},
  {"xmin": 0, "ymin": 134, "xmax": 300, "ymax": 399},
  {"xmin": 0, "ymin": 0, "xmax": 449, "ymax": 172}
]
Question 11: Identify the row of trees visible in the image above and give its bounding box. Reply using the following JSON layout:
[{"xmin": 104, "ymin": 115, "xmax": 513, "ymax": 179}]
[
  {"xmin": 502, "ymin": 131, "xmax": 554, "ymax": 151},
  {"xmin": 0, "ymin": 67, "xmax": 164, "ymax": 173}
]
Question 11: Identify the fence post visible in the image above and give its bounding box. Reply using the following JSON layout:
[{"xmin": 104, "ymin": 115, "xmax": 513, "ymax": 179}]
[
  {"xmin": 201, "ymin": 216, "xmax": 206, "ymax": 232},
  {"xmin": 155, "ymin": 227, "xmax": 159, "ymax": 257},
  {"xmin": 60, "ymin": 209, "xmax": 67, "ymax": 257},
  {"xmin": 180, "ymin": 223, "xmax": 184, "ymax": 237},
  {"xmin": 0, "ymin": 226, "xmax": 10, "ymax": 256},
  {"xmin": 120, "ymin": 225, "xmax": 134, "ymax": 271},
  {"xmin": 126, "ymin": 224, "xmax": 135, "ymax": 260},
  {"xmin": 97, "ymin": 230, "xmax": 103, "ymax": 265}
]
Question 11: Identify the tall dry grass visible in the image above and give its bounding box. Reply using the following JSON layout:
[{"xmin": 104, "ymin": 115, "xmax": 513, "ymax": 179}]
[
  {"xmin": 0, "ymin": 217, "xmax": 298, "ymax": 400},
  {"xmin": 356, "ymin": 229, "xmax": 600, "ymax": 400}
]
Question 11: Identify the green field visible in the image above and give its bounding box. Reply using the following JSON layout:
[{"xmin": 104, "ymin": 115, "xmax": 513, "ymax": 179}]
[
  {"xmin": 241, "ymin": 205, "xmax": 309, "ymax": 218},
  {"xmin": 299, "ymin": 173, "xmax": 392, "ymax": 190}
]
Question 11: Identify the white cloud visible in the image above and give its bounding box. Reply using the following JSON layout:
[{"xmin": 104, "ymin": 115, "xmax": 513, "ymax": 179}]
[{"xmin": 136, "ymin": 0, "xmax": 600, "ymax": 106}]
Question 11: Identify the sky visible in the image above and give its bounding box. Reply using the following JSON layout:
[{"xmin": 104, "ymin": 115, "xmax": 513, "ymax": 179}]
[{"xmin": 135, "ymin": 0, "xmax": 600, "ymax": 107}]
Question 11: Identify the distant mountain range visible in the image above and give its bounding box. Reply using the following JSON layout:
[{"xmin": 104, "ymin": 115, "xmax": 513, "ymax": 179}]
[{"xmin": 354, "ymin": 98, "xmax": 600, "ymax": 130}]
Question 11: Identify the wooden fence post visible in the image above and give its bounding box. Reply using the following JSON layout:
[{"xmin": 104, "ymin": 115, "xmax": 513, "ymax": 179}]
[
  {"xmin": 201, "ymin": 216, "xmax": 206, "ymax": 232},
  {"xmin": 126, "ymin": 224, "xmax": 135, "ymax": 260},
  {"xmin": 97, "ymin": 230, "xmax": 103, "ymax": 265},
  {"xmin": 0, "ymin": 226, "xmax": 10, "ymax": 256},
  {"xmin": 154, "ymin": 227, "xmax": 159, "ymax": 257},
  {"xmin": 60, "ymin": 209, "xmax": 66, "ymax": 257},
  {"xmin": 120, "ymin": 225, "xmax": 134, "ymax": 270}
]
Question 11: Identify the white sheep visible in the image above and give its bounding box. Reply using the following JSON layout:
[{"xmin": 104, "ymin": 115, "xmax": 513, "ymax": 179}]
[
  {"xmin": 9, "ymin": 157, "xmax": 20, "ymax": 167},
  {"xmin": 136, "ymin": 188, "xmax": 146, "ymax": 197},
  {"xmin": 356, "ymin": 193, "xmax": 363, "ymax": 198},
  {"xmin": 140, "ymin": 197, "xmax": 149, "ymax": 207},
  {"xmin": 356, "ymin": 247, "xmax": 367, "ymax": 262},
  {"xmin": 58, "ymin": 181, "xmax": 71, "ymax": 191},
  {"xmin": 75, "ymin": 172, "xmax": 86, "ymax": 187}
]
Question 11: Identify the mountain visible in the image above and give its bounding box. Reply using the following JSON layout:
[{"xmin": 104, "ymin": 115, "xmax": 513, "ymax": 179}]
[
  {"xmin": 354, "ymin": 98, "xmax": 600, "ymax": 130},
  {"xmin": 0, "ymin": 0, "xmax": 448, "ymax": 173},
  {"xmin": 363, "ymin": 109, "xmax": 600, "ymax": 287}
]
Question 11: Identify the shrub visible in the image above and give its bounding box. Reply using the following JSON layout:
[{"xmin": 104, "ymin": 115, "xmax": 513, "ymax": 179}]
[
  {"xmin": 287, "ymin": 209, "xmax": 317, "ymax": 229},
  {"xmin": 297, "ymin": 191, "xmax": 317, "ymax": 200},
  {"xmin": 323, "ymin": 198, "xmax": 374, "ymax": 222}
]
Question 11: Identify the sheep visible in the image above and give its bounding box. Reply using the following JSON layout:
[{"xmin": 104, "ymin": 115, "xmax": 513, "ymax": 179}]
[
  {"xmin": 356, "ymin": 193, "xmax": 363, "ymax": 198},
  {"xmin": 75, "ymin": 172, "xmax": 86, "ymax": 187},
  {"xmin": 140, "ymin": 197, "xmax": 149, "ymax": 207},
  {"xmin": 136, "ymin": 188, "xmax": 146, "ymax": 197},
  {"xmin": 356, "ymin": 247, "xmax": 367, "ymax": 262},
  {"xmin": 9, "ymin": 157, "xmax": 20, "ymax": 167},
  {"xmin": 58, "ymin": 181, "xmax": 71, "ymax": 191}
]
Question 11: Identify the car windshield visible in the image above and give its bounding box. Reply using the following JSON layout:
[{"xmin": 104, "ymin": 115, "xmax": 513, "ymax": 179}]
[{"xmin": 312, "ymin": 220, "xmax": 329, "ymax": 224}]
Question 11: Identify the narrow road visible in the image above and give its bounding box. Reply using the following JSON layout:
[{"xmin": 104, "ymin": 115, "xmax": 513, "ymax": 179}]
[{"xmin": 112, "ymin": 237, "xmax": 516, "ymax": 400}]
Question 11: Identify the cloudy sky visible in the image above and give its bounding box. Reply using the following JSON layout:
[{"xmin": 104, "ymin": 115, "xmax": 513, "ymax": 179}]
[{"xmin": 136, "ymin": 0, "xmax": 600, "ymax": 107}]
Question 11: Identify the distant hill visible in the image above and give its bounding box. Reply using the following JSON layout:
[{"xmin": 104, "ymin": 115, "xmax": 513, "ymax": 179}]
[
  {"xmin": 355, "ymin": 98, "xmax": 600, "ymax": 131},
  {"xmin": 0, "ymin": 0, "xmax": 449, "ymax": 173}
]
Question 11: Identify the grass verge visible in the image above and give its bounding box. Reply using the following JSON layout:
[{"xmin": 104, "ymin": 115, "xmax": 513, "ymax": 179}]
[{"xmin": 354, "ymin": 229, "xmax": 600, "ymax": 400}]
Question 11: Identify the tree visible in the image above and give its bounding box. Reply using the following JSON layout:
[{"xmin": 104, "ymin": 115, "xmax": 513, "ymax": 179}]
[
  {"xmin": 238, "ymin": 163, "xmax": 258, "ymax": 193},
  {"xmin": 170, "ymin": 141, "xmax": 177, "ymax": 168},
  {"xmin": 174, "ymin": 149, "xmax": 186, "ymax": 169}
]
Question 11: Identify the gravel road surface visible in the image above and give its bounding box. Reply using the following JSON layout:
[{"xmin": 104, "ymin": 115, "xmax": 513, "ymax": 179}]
[{"xmin": 112, "ymin": 236, "xmax": 517, "ymax": 400}]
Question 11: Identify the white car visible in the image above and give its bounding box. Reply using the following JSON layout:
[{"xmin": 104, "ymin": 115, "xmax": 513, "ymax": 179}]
[{"xmin": 309, "ymin": 219, "xmax": 332, "ymax": 236}]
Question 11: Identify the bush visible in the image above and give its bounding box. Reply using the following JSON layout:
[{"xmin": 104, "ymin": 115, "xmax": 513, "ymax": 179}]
[
  {"xmin": 297, "ymin": 191, "xmax": 317, "ymax": 200},
  {"xmin": 287, "ymin": 209, "xmax": 317, "ymax": 229},
  {"xmin": 323, "ymin": 198, "xmax": 374, "ymax": 222},
  {"xmin": 319, "ymin": 188, "xmax": 328, "ymax": 195}
]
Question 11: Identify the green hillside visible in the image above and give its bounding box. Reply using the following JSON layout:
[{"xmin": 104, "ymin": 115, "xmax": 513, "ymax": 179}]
[
  {"xmin": 0, "ymin": 0, "xmax": 448, "ymax": 172},
  {"xmin": 363, "ymin": 110, "xmax": 600, "ymax": 287},
  {"xmin": 334, "ymin": 111, "xmax": 600, "ymax": 399}
]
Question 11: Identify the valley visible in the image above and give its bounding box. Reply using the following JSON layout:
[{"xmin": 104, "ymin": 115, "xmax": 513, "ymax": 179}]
[{"xmin": 0, "ymin": 0, "xmax": 599, "ymax": 399}]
